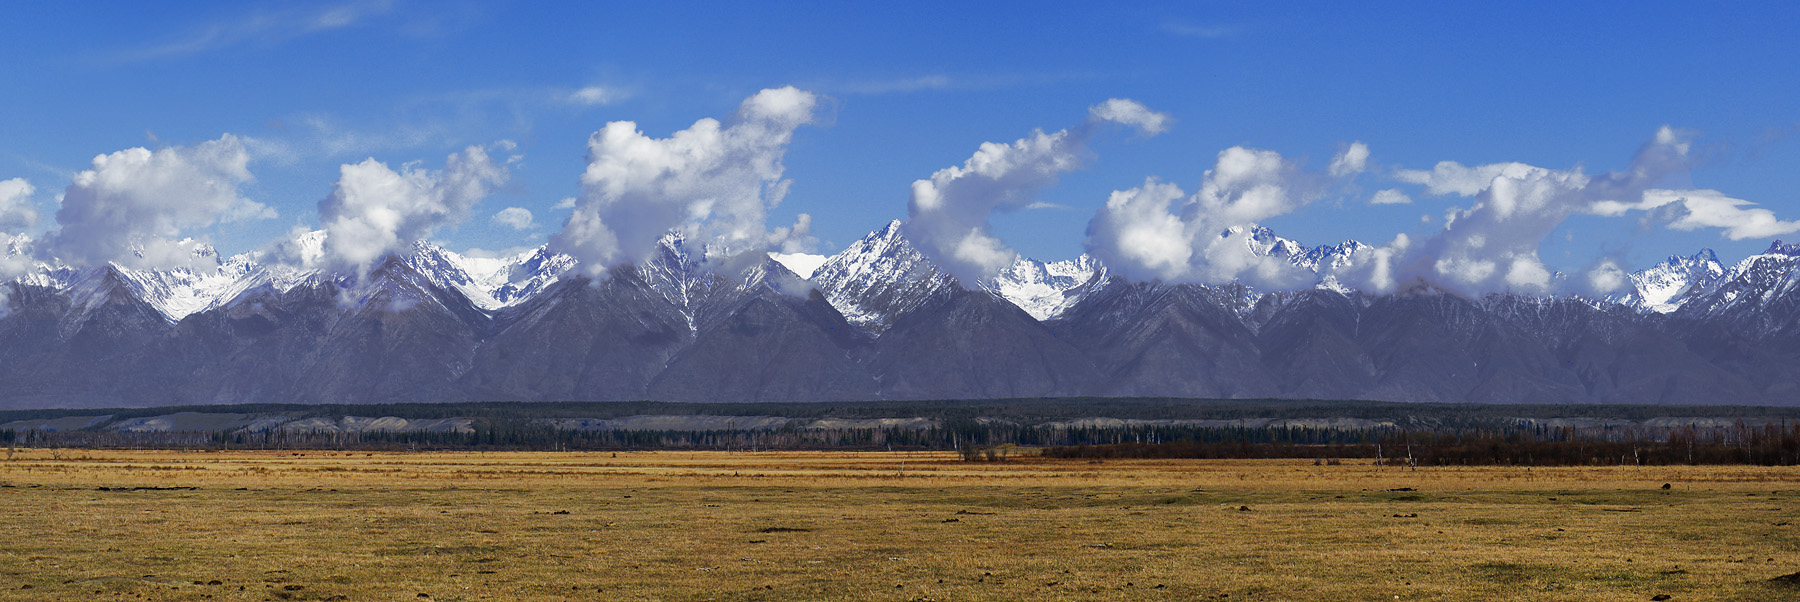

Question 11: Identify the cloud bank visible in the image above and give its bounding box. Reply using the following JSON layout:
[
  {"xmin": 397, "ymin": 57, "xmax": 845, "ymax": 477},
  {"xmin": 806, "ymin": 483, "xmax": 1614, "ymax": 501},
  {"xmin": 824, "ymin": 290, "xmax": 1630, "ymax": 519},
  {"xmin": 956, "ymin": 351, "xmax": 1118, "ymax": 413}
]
[
  {"xmin": 551, "ymin": 86, "xmax": 819, "ymax": 278},
  {"xmin": 1358, "ymin": 126, "xmax": 1694, "ymax": 296},
  {"xmin": 903, "ymin": 98, "xmax": 1169, "ymax": 283},
  {"xmin": 45, "ymin": 134, "xmax": 274, "ymax": 270}
]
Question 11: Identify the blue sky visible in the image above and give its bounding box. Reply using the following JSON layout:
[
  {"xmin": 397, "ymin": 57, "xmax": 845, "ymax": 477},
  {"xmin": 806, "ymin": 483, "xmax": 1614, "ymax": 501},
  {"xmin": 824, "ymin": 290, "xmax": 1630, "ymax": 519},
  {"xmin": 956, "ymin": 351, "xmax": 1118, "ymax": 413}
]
[{"xmin": 2, "ymin": 1, "xmax": 1797, "ymax": 291}]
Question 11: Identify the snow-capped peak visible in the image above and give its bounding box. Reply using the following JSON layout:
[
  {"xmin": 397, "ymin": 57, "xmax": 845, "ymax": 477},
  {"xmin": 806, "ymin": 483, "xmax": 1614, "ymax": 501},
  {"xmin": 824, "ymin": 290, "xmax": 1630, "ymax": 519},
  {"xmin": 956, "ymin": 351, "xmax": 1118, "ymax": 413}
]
[
  {"xmin": 811, "ymin": 220, "xmax": 955, "ymax": 332},
  {"xmin": 983, "ymin": 254, "xmax": 1107, "ymax": 321},
  {"xmin": 3, "ymin": 233, "xmax": 29, "ymax": 257},
  {"xmin": 1765, "ymin": 240, "xmax": 1800, "ymax": 257},
  {"xmin": 103, "ymin": 242, "xmax": 267, "ymax": 323},
  {"xmin": 403, "ymin": 241, "xmax": 575, "ymax": 312},
  {"xmin": 1296, "ymin": 240, "xmax": 1370, "ymax": 273},
  {"xmin": 1616, "ymin": 249, "xmax": 1724, "ymax": 313},
  {"xmin": 1232, "ymin": 225, "xmax": 1370, "ymax": 275},
  {"xmin": 1242, "ymin": 226, "xmax": 1306, "ymax": 259}
]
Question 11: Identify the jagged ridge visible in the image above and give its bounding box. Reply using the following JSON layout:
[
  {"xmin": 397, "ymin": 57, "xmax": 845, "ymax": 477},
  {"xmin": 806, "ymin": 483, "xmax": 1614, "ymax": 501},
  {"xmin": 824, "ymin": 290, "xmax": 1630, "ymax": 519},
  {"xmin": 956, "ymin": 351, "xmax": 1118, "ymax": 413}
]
[{"xmin": 2, "ymin": 225, "xmax": 1800, "ymax": 407}]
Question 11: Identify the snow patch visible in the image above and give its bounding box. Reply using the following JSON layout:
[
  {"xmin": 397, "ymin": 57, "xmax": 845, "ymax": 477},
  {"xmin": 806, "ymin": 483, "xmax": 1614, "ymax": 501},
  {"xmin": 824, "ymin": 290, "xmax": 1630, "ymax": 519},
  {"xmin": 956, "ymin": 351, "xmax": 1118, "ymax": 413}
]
[{"xmin": 769, "ymin": 252, "xmax": 827, "ymax": 279}]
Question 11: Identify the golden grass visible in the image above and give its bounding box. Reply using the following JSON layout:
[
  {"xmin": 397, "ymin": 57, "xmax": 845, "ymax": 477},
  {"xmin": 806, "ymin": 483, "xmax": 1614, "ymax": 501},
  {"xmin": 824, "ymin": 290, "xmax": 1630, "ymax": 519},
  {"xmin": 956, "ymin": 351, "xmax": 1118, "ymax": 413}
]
[{"xmin": 2, "ymin": 449, "xmax": 1798, "ymax": 601}]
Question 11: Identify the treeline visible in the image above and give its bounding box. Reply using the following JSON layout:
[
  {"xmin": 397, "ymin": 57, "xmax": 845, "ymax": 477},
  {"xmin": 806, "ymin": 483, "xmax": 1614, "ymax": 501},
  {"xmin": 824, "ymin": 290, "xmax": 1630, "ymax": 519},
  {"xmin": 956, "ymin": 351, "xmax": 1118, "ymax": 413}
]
[
  {"xmin": 1, "ymin": 424, "xmax": 955, "ymax": 451},
  {"xmin": 1043, "ymin": 424, "xmax": 1800, "ymax": 466},
  {"xmin": 9, "ymin": 411, "xmax": 1800, "ymax": 458},
  {"xmin": 3, "ymin": 421, "xmax": 1404, "ymax": 452}
]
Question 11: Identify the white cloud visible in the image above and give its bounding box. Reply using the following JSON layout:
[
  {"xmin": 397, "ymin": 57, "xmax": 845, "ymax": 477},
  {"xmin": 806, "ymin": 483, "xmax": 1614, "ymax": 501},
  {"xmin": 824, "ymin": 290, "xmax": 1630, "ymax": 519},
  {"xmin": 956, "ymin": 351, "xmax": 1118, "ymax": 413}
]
[
  {"xmin": 1586, "ymin": 259, "xmax": 1628, "ymax": 295},
  {"xmin": 1503, "ymin": 254, "xmax": 1552, "ymax": 290},
  {"xmin": 1369, "ymin": 188, "xmax": 1412, "ymax": 205},
  {"xmin": 0, "ymin": 178, "xmax": 37, "ymax": 302},
  {"xmin": 492, "ymin": 207, "xmax": 535, "ymax": 230},
  {"xmin": 1088, "ymin": 98, "xmax": 1171, "ymax": 135},
  {"xmin": 45, "ymin": 134, "xmax": 274, "ymax": 269},
  {"xmin": 0, "ymin": 178, "xmax": 39, "ymax": 232},
  {"xmin": 1365, "ymin": 126, "xmax": 1695, "ymax": 295},
  {"xmin": 1603, "ymin": 189, "xmax": 1800, "ymax": 241},
  {"xmin": 550, "ymin": 87, "xmax": 820, "ymax": 277},
  {"xmin": 317, "ymin": 144, "xmax": 509, "ymax": 272},
  {"xmin": 905, "ymin": 99, "xmax": 1168, "ymax": 283},
  {"xmin": 1328, "ymin": 141, "xmax": 1369, "ymax": 178},
  {"xmin": 567, "ymin": 86, "xmax": 622, "ymax": 106},
  {"xmin": 551, "ymin": 196, "xmax": 576, "ymax": 210},
  {"xmin": 1084, "ymin": 146, "xmax": 1321, "ymax": 288},
  {"xmin": 1357, "ymin": 233, "xmax": 1410, "ymax": 292},
  {"xmin": 1394, "ymin": 161, "xmax": 1542, "ymax": 197},
  {"xmin": 1085, "ymin": 179, "xmax": 1192, "ymax": 280}
]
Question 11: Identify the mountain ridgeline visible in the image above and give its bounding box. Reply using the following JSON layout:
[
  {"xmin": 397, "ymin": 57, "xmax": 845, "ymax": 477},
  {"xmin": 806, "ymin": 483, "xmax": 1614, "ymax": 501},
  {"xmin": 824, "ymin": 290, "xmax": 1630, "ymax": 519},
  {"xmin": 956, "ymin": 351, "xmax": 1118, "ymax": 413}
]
[{"xmin": 3, "ymin": 221, "xmax": 1800, "ymax": 409}]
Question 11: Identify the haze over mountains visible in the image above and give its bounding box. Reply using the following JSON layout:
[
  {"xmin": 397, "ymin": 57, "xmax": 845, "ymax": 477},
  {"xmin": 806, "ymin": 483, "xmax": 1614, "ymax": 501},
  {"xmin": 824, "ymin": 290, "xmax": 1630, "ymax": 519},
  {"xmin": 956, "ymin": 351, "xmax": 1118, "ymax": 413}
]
[{"xmin": 2, "ymin": 220, "xmax": 1798, "ymax": 409}]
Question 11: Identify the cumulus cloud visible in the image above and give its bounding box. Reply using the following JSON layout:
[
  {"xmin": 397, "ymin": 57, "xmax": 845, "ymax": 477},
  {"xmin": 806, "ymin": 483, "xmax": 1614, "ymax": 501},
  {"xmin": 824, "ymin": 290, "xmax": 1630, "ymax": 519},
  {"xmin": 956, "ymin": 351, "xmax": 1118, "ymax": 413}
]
[
  {"xmin": 1369, "ymin": 188, "xmax": 1412, "ymax": 205},
  {"xmin": 1359, "ymin": 126, "xmax": 1695, "ymax": 296},
  {"xmin": 904, "ymin": 98, "xmax": 1169, "ymax": 283},
  {"xmin": 1088, "ymin": 99, "xmax": 1170, "ymax": 135},
  {"xmin": 1083, "ymin": 145, "xmax": 1323, "ymax": 288},
  {"xmin": 316, "ymin": 144, "xmax": 509, "ymax": 273},
  {"xmin": 0, "ymin": 178, "xmax": 39, "ymax": 232},
  {"xmin": 492, "ymin": 207, "xmax": 535, "ymax": 230},
  {"xmin": 44, "ymin": 134, "xmax": 274, "ymax": 269},
  {"xmin": 550, "ymin": 86, "xmax": 821, "ymax": 277},
  {"xmin": 1328, "ymin": 141, "xmax": 1369, "ymax": 178}
]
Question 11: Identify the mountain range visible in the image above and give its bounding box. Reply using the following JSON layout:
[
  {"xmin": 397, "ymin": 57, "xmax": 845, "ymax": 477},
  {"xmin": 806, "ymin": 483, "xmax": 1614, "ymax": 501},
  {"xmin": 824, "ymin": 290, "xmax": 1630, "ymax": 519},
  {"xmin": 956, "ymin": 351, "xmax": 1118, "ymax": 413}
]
[{"xmin": 3, "ymin": 220, "xmax": 1799, "ymax": 409}]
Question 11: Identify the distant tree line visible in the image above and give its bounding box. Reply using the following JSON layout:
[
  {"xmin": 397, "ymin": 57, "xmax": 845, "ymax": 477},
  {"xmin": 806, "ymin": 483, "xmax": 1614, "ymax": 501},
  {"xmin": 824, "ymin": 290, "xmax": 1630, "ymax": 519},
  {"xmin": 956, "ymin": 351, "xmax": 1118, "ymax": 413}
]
[
  {"xmin": 10, "ymin": 417, "xmax": 1800, "ymax": 466},
  {"xmin": 1043, "ymin": 423, "xmax": 1800, "ymax": 466}
]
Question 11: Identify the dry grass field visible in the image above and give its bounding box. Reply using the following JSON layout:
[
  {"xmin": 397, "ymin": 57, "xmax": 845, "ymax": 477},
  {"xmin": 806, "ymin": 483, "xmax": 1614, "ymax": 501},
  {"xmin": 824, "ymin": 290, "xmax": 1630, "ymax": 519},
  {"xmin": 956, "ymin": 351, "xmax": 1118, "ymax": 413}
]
[{"xmin": 2, "ymin": 449, "xmax": 1799, "ymax": 601}]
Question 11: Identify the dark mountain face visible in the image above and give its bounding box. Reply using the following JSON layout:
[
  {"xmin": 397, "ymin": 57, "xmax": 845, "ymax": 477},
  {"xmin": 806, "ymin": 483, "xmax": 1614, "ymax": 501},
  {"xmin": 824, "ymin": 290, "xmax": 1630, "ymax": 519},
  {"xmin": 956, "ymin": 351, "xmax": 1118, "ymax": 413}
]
[
  {"xmin": 1253, "ymin": 289, "xmax": 1377, "ymax": 399},
  {"xmin": 1050, "ymin": 281, "xmax": 1272, "ymax": 398},
  {"xmin": 868, "ymin": 285, "xmax": 1101, "ymax": 400},
  {"xmin": 292, "ymin": 258, "xmax": 492, "ymax": 404},
  {"xmin": 460, "ymin": 271, "xmax": 695, "ymax": 402},
  {"xmin": 650, "ymin": 288, "xmax": 877, "ymax": 402},
  {"xmin": 0, "ymin": 269, "xmax": 172, "ymax": 407},
  {"xmin": 152, "ymin": 281, "xmax": 343, "ymax": 405},
  {"xmin": 8, "ymin": 230, "xmax": 1800, "ymax": 408}
]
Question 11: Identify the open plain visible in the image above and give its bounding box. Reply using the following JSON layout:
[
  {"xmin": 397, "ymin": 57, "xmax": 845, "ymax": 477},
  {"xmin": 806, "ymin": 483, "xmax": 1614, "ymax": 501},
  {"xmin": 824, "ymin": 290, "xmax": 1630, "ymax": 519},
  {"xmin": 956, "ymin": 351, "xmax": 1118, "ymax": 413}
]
[{"xmin": 2, "ymin": 449, "xmax": 1799, "ymax": 601}]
